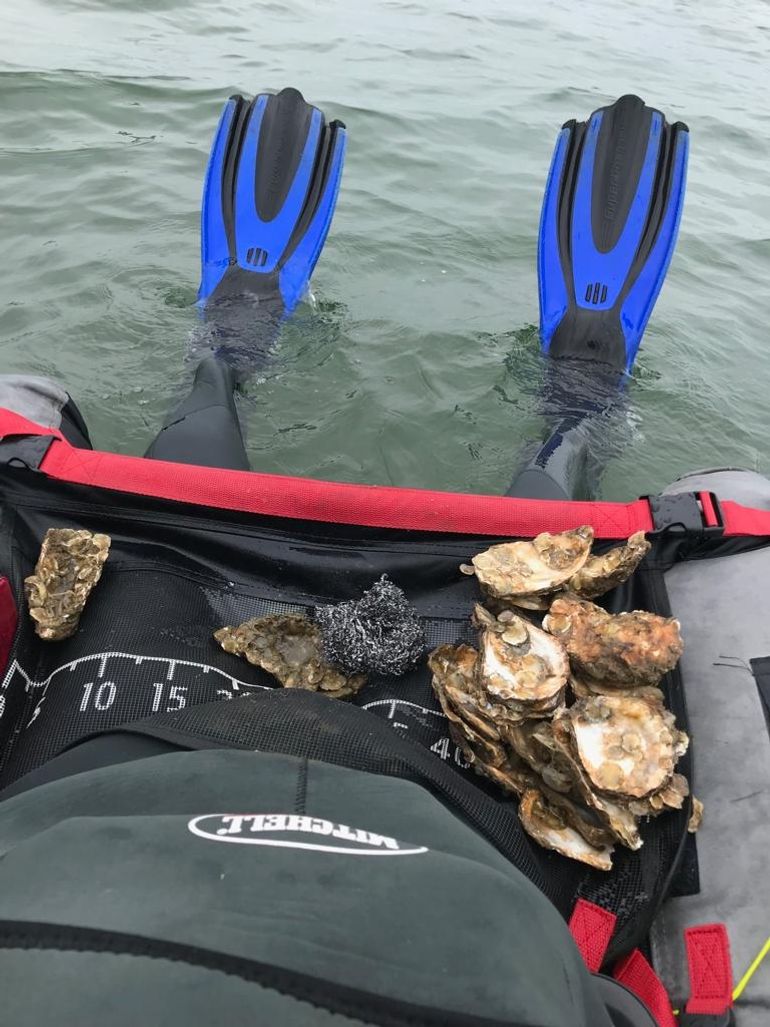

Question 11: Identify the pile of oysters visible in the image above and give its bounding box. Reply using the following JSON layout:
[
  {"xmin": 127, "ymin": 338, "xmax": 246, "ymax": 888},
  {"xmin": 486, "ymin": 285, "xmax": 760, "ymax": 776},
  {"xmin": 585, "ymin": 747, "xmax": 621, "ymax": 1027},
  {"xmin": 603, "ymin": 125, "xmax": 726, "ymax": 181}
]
[{"xmin": 430, "ymin": 526, "xmax": 694, "ymax": 870}]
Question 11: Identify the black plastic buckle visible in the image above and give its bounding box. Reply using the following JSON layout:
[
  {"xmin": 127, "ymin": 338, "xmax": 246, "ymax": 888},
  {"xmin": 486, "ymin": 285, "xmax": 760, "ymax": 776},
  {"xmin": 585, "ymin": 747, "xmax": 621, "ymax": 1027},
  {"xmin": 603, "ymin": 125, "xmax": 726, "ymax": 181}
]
[
  {"xmin": 678, "ymin": 1011, "xmax": 735, "ymax": 1026},
  {"xmin": 647, "ymin": 491, "xmax": 724, "ymax": 538}
]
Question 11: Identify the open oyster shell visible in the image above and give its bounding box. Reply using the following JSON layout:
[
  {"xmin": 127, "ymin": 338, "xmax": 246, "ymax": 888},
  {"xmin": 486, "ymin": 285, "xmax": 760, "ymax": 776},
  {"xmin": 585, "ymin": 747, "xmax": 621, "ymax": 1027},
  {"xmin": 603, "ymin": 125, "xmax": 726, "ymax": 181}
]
[
  {"xmin": 428, "ymin": 643, "xmax": 537, "ymax": 793},
  {"xmin": 518, "ymin": 789, "xmax": 614, "ymax": 871},
  {"xmin": 214, "ymin": 614, "xmax": 366, "ymax": 699},
  {"xmin": 549, "ymin": 713, "xmax": 643, "ymax": 849},
  {"xmin": 468, "ymin": 526, "xmax": 594, "ymax": 600},
  {"xmin": 25, "ymin": 528, "xmax": 111, "ymax": 641},
  {"xmin": 557, "ymin": 695, "xmax": 688, "ymax": 800},
  {"xmin": 543, "ymin": 596, "xmax": 683, "ymax": 685},
  {"xmin": 428, "ymin": 644, "xmax": 508, "ymax": 768},
  {"xmin": 567, "ymin": 531, "xmax": 651, "ymax": 599},
  {"xmin": 474, "ymin": 604, "xmax": 568, "ymax": 720}
]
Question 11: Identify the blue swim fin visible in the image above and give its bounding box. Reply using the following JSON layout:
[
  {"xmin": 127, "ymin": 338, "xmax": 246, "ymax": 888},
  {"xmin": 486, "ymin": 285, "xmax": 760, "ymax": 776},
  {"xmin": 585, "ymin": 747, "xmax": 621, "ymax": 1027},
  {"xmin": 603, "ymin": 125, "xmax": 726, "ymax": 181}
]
[
  {"xmin": 538, "ymin": 94, "xmax": 688, "ymax": 373},
  {"xmin": 198, "ymin": 87, "xmax": 347, "ymax": 318}
]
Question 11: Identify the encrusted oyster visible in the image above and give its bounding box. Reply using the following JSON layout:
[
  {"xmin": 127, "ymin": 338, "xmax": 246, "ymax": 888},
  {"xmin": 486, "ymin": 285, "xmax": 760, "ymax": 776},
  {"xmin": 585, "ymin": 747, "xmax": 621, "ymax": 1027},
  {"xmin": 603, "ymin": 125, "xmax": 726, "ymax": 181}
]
[
  {"xmin": 503, "ymin": 720, "xmax": 574, "ymax": 794},
  {"xmin": 468, "ymin": 526, "xmax": 594, "ymax": 599},
  {"xmin": 543, "ymin": 596, "xmax": 683, "ymax": 685},
  {"xmin": 556, "ymin": 695, "xmax": 688, "ymax": 800},
  {"xmin": 688, "ymin": 796, "xmax": 704, "ymax": 833},
  {"xmin": 474, "ymin": 605, "xmax": 568, "ymax": 719},
  {"xmin": 428, "ymin": 644, "xmax": 508, "ymax": 768},
  {"xmin": 569, "ymin": 673, "xmax": 665, "ymax": 704},
  {"xmin": 518, "ymin": 789, "xmax": 613, "ymax": 871},
  {"xmin": 435, "ymin": 536, "xmax": 694, "ymax": 867},
  {"xmin": 214, "ymin": 614, "xmax": 366, "ymax": 699},
  {"xmin": 428, "ymin": 644, "xmax": 536, "ymax": 793},
  {"xmin": 25, "ymin": 528, "xmax": 111, "ymax": 641},
  {"xmin": 549, "ymin": 712, "xmax": 643, "ymax": 849},
  {"xmin": 627, "ymin": 773, "xmax": 690, "ymax": 817},
  {"xmin": 568, "ymin": 532, "xmax": 651, "ymax": 599}
]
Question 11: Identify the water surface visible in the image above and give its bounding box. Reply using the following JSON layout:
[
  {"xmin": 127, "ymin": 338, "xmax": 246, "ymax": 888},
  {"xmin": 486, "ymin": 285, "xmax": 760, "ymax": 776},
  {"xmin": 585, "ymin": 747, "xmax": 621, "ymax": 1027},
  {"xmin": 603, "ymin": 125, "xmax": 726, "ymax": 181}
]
[{"xmin": 2, "ymin": 0, "xmax": 769, "ymax": 498}]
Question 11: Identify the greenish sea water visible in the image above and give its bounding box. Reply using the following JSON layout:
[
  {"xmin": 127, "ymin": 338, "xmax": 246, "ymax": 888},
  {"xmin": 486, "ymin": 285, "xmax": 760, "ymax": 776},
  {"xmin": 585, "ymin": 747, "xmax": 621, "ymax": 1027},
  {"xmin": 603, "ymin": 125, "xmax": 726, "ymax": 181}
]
[{"xmin": 1, "ymin": 0, "xmax": 769, "ymax": 499}]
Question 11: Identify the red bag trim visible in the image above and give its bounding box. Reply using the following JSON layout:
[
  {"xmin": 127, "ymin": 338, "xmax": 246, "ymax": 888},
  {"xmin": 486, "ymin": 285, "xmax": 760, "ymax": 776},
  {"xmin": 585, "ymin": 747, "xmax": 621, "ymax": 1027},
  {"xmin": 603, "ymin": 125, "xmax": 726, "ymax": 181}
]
[
  {"xmin": 2, "ymin": 409, "xmax": 770, "ymax": 538},
  {"xmin": 684, "ymin": 923, "xmax": 733, "ymax": 1016},
  {"xmin": 567, "ymin": 898, "xmax": 617, "ymax": 973},
  {"xmin": 613, "ymin": 949, "xmax": 677, "ymax": 1027},
  {"xmin": 0, "ymin": 576, "xmax": 18, "ymax": 684}
]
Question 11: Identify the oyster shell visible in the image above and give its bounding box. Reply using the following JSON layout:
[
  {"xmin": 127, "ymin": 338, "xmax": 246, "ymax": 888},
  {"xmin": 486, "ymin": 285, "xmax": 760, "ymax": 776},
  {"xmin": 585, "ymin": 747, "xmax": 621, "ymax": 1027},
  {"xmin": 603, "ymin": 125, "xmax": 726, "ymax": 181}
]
[
  {"xmin": 688, "ymin": 796, "xmax": 704, "ymax": 833},
  {"xmin": 569, "ymin": 673, "xmax": 665, "ymax": 705},
  {"xmin": 428, "ymin": 643, "xmax": 541, "ymax": 795},
  {"xmin": 428, "ymin": 644, "xmax": 509, "ymax": 768},
  {"xmin": 503, "ymin": 720, "xmax": 574, "ymax": 794},
  {"xmin": 568, "ymin": 532, "xmax": 651, "ymax": 599},
  {"xmin": 469, "ymin": 526, "xmax": 594, "ymax": 599},
  {"xmin": 539, "ymin": 786, "xmax": 618, "ymax": 851},
  {"xmin": 474, "ymin": 604, "xmax": 568, "ymax": 720},
  {"xmin": 627, "ymin": 773, "xmax": 690, "ymax": 817},
  {"xmin": 214, "ymin": 614, "xmax": 366, "ymax": 699},
  {"xmin": 549, "ymin": 712, "xmax": 642, "ymax": 849},
  {"xmin": 486, "ymin": 593, "xmax": 553, "ymax": 613},
  {"xmin": 25, "ymin": 528, "xmax": 111, "ymax": 641},
  {"xmin": 518, "ymin": 789, "xmax": 614, "ymax": 871},
  {"xmin": 558, "ymin": 695, "xmax": 688, "ymax": 800},
  {"xmin": 543, "ymin": 596, "xmax": 683, "ymax": 685}
]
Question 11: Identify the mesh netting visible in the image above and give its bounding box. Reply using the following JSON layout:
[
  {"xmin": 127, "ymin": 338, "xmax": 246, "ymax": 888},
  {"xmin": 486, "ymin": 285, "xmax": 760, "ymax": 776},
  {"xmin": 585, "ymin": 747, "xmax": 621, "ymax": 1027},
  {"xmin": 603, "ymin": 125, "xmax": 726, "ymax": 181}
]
[{"xmin": 0, "ymin": 475, "xmax": 690, "ymax": 962}]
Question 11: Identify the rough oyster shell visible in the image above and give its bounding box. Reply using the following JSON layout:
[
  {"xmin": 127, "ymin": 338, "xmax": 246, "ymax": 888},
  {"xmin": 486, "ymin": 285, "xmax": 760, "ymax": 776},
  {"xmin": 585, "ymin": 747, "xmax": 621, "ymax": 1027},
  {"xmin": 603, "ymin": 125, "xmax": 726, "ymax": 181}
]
[
  {"xmin": 503, "ymin": 720, "xmax": 575, "ymax": 794},
  {"xmin": 468, "ymin": 526, "xmax": 594, "ymax": 599},
  {"xmin": 543, "ymin": 596, "xmax": 683, "ymax": 685},
  {"xmin": 25, "ymin": 528, "xmax": 111, "ymax": 641},
  {"xmin": 428, "ymin": 644, "xmax": 538, "ymax": 794},
  {"xmin": 485, "ymin": 593, "xmax": 554, "ymax": 613},
  {"xmin": 518, "ymin": 789, "xmax": 614, "ymax": 871},
  {"xmin": 556, "ymin": 695, "xmax": 688, "ymax": 800},
  {"xmin": 214, "ymin": 614, "xmax": 366, "ymax": 699},
  {"xmin": 568, "ymin": 532, "xmax": 651, "ymax": 599},
  {"xmin": 428, "ymin": 644, "xmax": 509, "ymax": 768},
  {"xmin": 550, "ymin": 713, "xmax": 642, "ymax": 849},
  {"xmin": 688, "ymin": 796, "xmax": 704, "ymax": 833},
  {"xmin": 627, "ymin": 773, "xmax": 690, "ymax": 817},
  {"xmin": 474, "ymin": 604, "xmax": 568, "ymax": 719},
  {"xmin": 569, "ymin": 673, "xmax": 665, "ymax": 705}
]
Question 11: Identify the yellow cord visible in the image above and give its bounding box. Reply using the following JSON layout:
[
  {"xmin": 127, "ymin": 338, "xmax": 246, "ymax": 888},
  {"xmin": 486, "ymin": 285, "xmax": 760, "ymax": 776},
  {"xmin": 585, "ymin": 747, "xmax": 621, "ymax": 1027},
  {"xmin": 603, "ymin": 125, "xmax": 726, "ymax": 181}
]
[{"xmin": 732, "ymin": 935, "xmax": 770, "ymax": 1002}]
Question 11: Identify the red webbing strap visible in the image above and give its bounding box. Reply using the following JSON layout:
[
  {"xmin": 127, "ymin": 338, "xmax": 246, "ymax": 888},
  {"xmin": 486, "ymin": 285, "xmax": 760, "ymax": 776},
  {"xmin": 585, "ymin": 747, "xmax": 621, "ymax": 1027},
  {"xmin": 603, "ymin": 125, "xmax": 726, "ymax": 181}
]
[
  {"xmin": 613, "ymin": 949, "xmax": 677, "ymax": 1027},
  {"xmin": 568, "ymin": 899, "xmax": 617, "ymax": 973},
  {"xmin": 0, "ymin": 577, "xmax": 18, "ymax": 682},
  {"xmin": 2, "ymin": 408, "xmax": 770, "ymax": 537},
  {"xmin": 684, "ymin": 923, "xmax": 733, "ymax": 1016},
  {"xmin": 0, "ymin": 409, "xmax": 652, "ymax": 537},
  {"xmin": 720, "ymin": 499, "xmax": 770, "ymax": 537},
  {"xmin": 0, "ymin": 410, "xmax": 64, "ymax": 441}
]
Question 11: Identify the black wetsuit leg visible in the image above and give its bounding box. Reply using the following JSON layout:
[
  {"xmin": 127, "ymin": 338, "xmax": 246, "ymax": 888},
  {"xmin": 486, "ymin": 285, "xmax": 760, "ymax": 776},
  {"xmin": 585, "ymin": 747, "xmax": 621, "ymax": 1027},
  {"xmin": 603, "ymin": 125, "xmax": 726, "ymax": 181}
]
[
  {"xmin": 59, "ymin": 397, "xmax": 93, "ymax": 449},
  {"xmin": 144, "ymin": 357, "xmax": 250, "ymax": 470}
]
